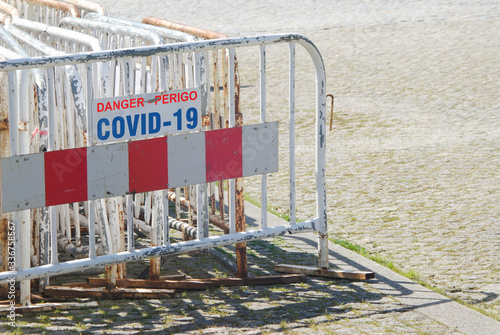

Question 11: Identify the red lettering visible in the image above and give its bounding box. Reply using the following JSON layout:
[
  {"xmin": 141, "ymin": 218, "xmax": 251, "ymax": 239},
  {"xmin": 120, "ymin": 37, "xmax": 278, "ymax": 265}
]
[
  {"xmin": 113, "ymin": 100, "xmax": 120, "ymax": 111},
  {"xmin": 137, "ymin": 97, "xmax": 144, "ymax": 107},
  {"xmin": 162, "ymin": 94, "xmax": 168, "ymax": 104},
  {"xmin": 154, "ymin": 95, "xmax": 161, "ymax": 105},
  {"xmin": 121, "ymin": 99, "xmax": 129, "ymax": 109},
  {"xmin": 105, "ymin": 102, "xmax": 112, "ymax": 112},
  {"xmin": 181, "ymin": 92, "xmax": 188, "ymax": 101},
  {"xmin": 130, "ymin": 98, "xmax": 136, "ymax": 108},
  {"xmin": 189, "ymin": 90, "xmax": 197, "ymax": 100},
  {"xmin": 97, "ymin": 102, "xmax": 104, "ymax": 112},
  {"xmin": 170, "ymin": 93, "xmax": 177, "ymax": 103}
]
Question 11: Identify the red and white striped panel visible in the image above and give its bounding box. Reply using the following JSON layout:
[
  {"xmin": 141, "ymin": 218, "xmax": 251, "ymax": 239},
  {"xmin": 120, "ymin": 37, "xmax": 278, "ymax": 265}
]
[{"xmin": 0, "ymin": 122, "xmax": 278, "ymax": 213}]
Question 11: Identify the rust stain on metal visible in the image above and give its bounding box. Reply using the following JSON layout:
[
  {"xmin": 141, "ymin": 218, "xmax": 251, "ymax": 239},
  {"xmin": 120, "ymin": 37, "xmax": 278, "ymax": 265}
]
[
  {"xmin": 218, "ymin": 181, "xmax": 225, "ymax": 222},
  {"xmin": 0, "ymin": 120, "xmax": 8, "ymax": 131},
  {"xmin": 234, "ymin": 53, "xmax": 247, "ymax": 278},
  {"xmin": 201, "ymin": 115, "xmax": 211, "ymax": 127},
  {"xmin": 209, "ymin": 185, "xmax": 216, "ymax": 215},
  {"xmin": 32, "ymin": 217, "xmax": 38, "ymax": 266},
  {"xmin": 235, "ymin": 177, "xmax": 247, "ymax": 278},
  {"xmin": 327, "ymin": 94, "xmax": 334, "ymax": 131},
  {"xmin": 105, "ymin": 265, "xmax": 117, "ymax": 290},
  {"xmin": 149, "ymin": 258, "xmax": 161, "ymax": 281},
  {"xmin": 0, "ymin": 219, "xmax": 8, "ymax": 273},
  {"xmin": 142, "ymin": 17, "xmax": 228, "ymax": 40},
  {"xmin": 31, "ymin": 0, "xmax": 81, "ymax": 18}
]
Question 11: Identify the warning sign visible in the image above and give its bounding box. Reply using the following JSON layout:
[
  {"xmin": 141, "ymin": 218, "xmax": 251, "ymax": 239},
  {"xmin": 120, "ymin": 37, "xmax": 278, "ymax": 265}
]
[{"xmin": 91, "ymin": 88, "xmax": 202, "ymax": 144}]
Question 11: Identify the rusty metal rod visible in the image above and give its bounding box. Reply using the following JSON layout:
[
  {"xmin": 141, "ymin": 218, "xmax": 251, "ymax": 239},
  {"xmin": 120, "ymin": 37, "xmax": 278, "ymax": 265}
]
[
  {"xmin": 166, "ymin": 191, "xmax": 229, "ymax": 234},
  {"xmin": 142, "ymin": 17, "xmax": 228, "ymax": 39},
  {"xmin": 327, "ymin": 94, "xmax": 334, "ymax": 131}
]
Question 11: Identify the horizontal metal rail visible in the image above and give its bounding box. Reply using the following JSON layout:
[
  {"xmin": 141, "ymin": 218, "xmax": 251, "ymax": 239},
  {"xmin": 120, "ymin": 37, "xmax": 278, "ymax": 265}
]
[
  {"xmin": 0, "ymin": 34, "xmax": 323, "ymax": 72},
  {"xmin": 0, "ymin": 220, "xmax": 318, "ymax": 283}
]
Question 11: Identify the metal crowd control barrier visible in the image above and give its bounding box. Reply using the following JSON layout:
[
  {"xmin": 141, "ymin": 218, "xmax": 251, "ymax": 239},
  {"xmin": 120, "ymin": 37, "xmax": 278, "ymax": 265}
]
[
  {"xmin": 2, "ymin": 0, "xmax": 80, "ymax": 24},
  {"xmin": 0, "ymin": 34, "xmax": 342, "ymax": 286},
  {"xmin": 1, "ymin": 5, "xmax": 261, "ymax": 303},
  {"xmin": 1, "ymin": 8, "xmax": 257, "ymax": 302}
]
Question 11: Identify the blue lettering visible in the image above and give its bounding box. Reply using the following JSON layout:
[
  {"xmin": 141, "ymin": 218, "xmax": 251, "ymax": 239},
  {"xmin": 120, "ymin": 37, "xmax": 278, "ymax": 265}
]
[
  {"xmin": 112, "ymin": 116, "xmax": 125, "ymax": 139},
  {"xmin": 97, "ymin": 118, "xmax": 110, "ymax": 141},
  {"xmin": 141, "ymin": 113, "xmax": 147, "ymax": 135},
  {"xmin": 149, "ymin": 112, "xmax": 161, "ymax": 134},
  {"xmin": 126, "ymin": 114, "xmax": 140, "ymax": 137}
]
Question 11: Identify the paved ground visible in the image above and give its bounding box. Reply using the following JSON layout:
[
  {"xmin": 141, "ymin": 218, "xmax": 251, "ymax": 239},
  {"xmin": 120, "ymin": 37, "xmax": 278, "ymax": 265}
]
[
  {"xmin": 2, "ymin": 203, "xmax": 500, "ymax": 334},
  {"xmin": 1, "ymin": 0, "xmax": 499, "ymax": 333}
]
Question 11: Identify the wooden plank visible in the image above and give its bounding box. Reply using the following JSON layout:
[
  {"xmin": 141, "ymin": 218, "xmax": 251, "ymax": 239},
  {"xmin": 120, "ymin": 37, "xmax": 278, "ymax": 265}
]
[
  {"xmin": 109, "ymin": 288, "xmax": 175, "ymax": 299},
  {"xmin": 89, "ymin": 277, "xmax": 214, "ymax": 290},
  {"xmin": 60, "ymin": 282, "xmax": 91, "ymax": 288},
  {"xmin": 274, "ymin": 264, "xmax": 375, "ymax": 280},
  {"xmin": 118, "ymin": 278, "xmax": 214, "ymax": 290},
  {"xmin": 159, "ymin": 275, "xmax": 187, "ymax": 281},
  {"xmin": 45, "ymin": 286, "xmax": 107, "ymax": 298},
  {"xmin": 183, "ymin": 274, "xmax": 307, "ymax": 286},
  {"xmin": 44, "ymin": 286, "xmax": 175, "ymax": 299},
  {"xmin": 88, "ymin": 274, "xmax": 305, "ymax": 289}
]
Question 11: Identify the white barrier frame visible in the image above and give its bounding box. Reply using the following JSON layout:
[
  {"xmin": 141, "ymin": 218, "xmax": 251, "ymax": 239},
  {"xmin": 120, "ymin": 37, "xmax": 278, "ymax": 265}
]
[{"xmin": 0, "ymin": 33, "xmax": 328, "ymax": 284}]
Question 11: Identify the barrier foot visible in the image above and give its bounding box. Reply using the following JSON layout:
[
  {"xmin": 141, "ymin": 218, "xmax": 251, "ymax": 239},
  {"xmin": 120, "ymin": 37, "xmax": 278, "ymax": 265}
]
[
  {"xmin": 84, "ymin": 274, "xmax": 306, "ymax": 290},
  {"xmin": 87, "ymin": 277, "xmax": 216, "ymax": 290},
  {"xmin": 43, "ymin": 286, "xmax": 175, "ymax": 300},
  {"xmin": 274, "ymin": 264, "xmax": 375, "ymax": 281},
  {"xmin": 179, "ymin": 274, "xmax": 307, "ymax": 287}
]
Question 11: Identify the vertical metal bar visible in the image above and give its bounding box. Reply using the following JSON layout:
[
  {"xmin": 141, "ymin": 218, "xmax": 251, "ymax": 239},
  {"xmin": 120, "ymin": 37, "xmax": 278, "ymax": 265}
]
[
  {"xmin": 233, "ymin": 53, "xmax": 247, "ymax": 278},
  {"xmin": 289, "ymin": 43, "xmax": 296, "ymax": 226},
  {"xmin": 8, "ymin": 70, "xmax": 26, "ymax": 302},
  {"xmin": 228, "ymin": 48, "xmax": 236, "ymax": 234},
  {"xmin": 144, "ymin": 192, "xmax": 152, "ymax": 225},
  {"xmin": 219, "ymin": 50, "xmax": 228, "ymax": 221},
  {"xmin": 173, "ymin": 54, "xmax": 181, "ymax": 221},
  {"xmin": 162, "ymin": 192, "xmax": 169, "ymax": 246},
  {"xmin": 73, "ymin": 202, "xmax": 80, "ymax": 246},
  {"xmin": 150, "ymin": 190, "xmax": 161, "ymax": 280},
  {"xmin": 260, "ymin": 45, "xmax": 268, "ymax": 229},
  {"xmin": 46, "ymin": 68, "xmax": 59, "ymax": 265},
  {"xmin": 126, "ymin": 195, "xmax": 134, "ymax": 251},
  {"xmin": 8, "ymin": 71, "xmax": 18, "ymax": 153},
  {"xmin": 195, "ymin": 51, "xmax": 208, "ymax": 239},
  {"xmin": 173, "ymin": 53, "xmax": 182, "ymax": 220},
  {"xmin": 86, "ymin": 65, "xmax": 96, "ymax": 259},
  {"xmin": 309, "ymin": 41, "xmax": 329, "ymax": 269},
  {"xmin": 18, "ymin": 69, "xmax": 31, "ymax": 306},
  {"xmin": 0, "ymin": 66, "xmax": 10, "ymax": 289},
  {"xmin": 209, "ymin": 50, "xmax": 220, "ymax": 215}
]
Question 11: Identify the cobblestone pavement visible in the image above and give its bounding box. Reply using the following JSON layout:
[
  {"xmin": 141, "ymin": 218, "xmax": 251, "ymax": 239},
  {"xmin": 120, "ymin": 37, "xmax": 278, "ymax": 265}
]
[
  {"xmin": 241, "ymin": 10, "xmax": 500, "ymax": 319},
  {"xmin": 2, "ymin": 0, "xmax": 499, "ymax": 333},
  {"xmin": 1, "ymin": 236, "xmax": 465, "ymax": 334}
]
